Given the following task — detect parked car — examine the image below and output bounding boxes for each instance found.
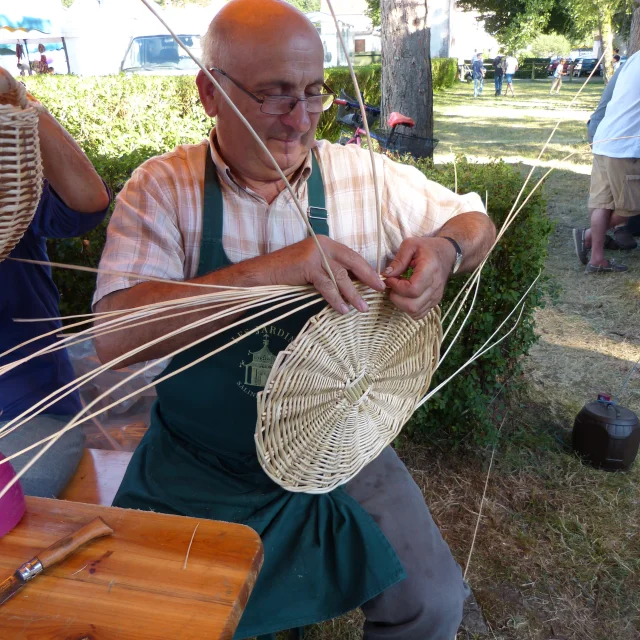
[547,57,572,76]
[121,34,201,75]
[572,58,602,77]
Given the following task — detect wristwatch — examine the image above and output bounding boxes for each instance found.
[441,236,463,274]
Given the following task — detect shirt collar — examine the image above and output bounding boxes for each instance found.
[208,128,314,199]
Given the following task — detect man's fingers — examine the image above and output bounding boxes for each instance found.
[313,262,370,314]
[389,290,437,320]
[383,241,417,278]
[333,244,385,292]
[385,269,426,299]
[333,265,370,312]
[312,272,351,314]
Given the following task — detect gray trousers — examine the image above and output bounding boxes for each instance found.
[0,414,85,498]
[345,446,469,640]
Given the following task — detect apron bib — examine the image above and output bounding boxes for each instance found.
[114,145,404,638]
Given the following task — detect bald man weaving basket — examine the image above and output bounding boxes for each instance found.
[93,1,496,637]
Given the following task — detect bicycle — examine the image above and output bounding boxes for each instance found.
[334,90,438,160]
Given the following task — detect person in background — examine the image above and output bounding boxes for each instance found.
[472,52,485,97]
[504,54,518,96]
[574,61,639,264]
[36,44,49,74]
[574,50,640,273]
[0,69,111,496]
[493,53,504,96]
[550,58,566,94]
[613,54,621,72]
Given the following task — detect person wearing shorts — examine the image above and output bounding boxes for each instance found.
[550,59,566,94]
[504,55,518,96]
[578,50,640,273]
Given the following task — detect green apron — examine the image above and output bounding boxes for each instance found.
[113,147,405,639]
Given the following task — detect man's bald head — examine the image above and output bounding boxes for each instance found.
[201,0,322,73]
[196,0,326,183]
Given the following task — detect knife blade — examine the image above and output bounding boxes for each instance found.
[0,516,113,606]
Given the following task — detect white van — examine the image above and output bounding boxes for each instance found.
[121,33,202,75]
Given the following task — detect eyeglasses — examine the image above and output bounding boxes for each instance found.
[210,67,335,115]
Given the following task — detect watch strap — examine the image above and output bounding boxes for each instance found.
[441,236,463,274]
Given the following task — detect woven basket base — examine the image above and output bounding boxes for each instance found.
[256,289,442,493]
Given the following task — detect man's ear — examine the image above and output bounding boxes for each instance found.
[196,70,218,118]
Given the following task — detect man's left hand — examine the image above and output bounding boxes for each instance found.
[383,237,457,320]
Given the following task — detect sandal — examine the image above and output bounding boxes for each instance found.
[585,259,629,274]
[573,228,589,265]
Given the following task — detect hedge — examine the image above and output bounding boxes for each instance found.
[431,58,458,91]
[515,57,550,79]
[408,156,551,444]
[22,73,551,445]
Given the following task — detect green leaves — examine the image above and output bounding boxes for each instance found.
[403,157,553,447]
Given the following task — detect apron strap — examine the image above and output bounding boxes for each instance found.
[198,144,229,275]
[308,151,328,236]
[199,145,329,275]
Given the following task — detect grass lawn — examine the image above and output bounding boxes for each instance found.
[433,77,604,167]
[279,78,640,640]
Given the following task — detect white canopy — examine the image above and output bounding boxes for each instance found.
[0,0,66,44]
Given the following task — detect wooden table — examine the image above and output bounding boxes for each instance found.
[0,497,263,639]
[59,449,134,506]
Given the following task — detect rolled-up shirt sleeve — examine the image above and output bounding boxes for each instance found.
[32,182,110,239]
[380,155,486,257]
[92,165,186,308]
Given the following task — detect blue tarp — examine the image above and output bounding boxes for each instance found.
[0,15,53,34]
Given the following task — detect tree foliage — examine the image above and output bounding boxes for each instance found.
[365,0,381,28]
[528,32,572,57]
[458,0,632,51]
[457,0,573,50]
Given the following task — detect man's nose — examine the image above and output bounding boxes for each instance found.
[281,99,311,132]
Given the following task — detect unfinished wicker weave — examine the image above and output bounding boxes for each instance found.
[0,79,43,264]
[0,104,42,263]
[256,289,442,493]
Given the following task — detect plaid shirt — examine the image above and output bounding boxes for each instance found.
[94,131,485,306]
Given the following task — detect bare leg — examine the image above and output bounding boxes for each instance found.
[589,208,613,266]
[585,212,627,247]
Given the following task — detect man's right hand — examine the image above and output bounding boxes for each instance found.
[95,236,385,368]
[265,236,386,315]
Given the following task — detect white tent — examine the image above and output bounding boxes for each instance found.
[0,0,68,74]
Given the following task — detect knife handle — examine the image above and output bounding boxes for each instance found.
[37,517,114,569]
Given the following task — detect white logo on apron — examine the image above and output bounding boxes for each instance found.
[236,326,295,397]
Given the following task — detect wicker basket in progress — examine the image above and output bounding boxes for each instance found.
[0,104,42,263]
[256,289,442,493]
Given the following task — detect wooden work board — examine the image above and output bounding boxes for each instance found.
[0,497,264,639]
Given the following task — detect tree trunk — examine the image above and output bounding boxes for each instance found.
[598,9,614,82]
[381,0,433,151]
[630,0,640,55]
